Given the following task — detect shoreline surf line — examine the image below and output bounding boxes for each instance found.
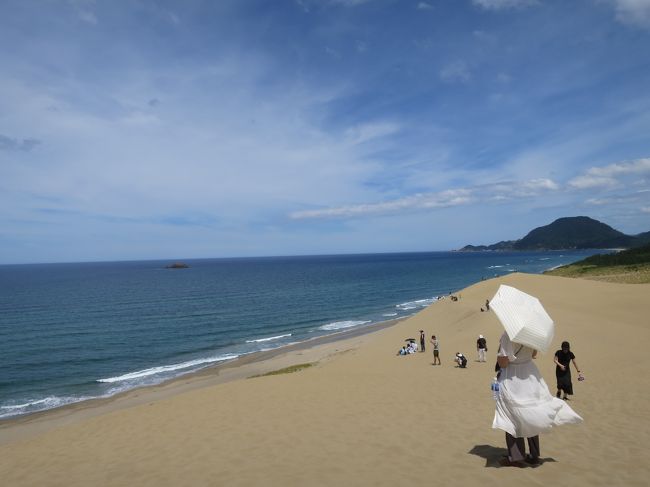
[0,315,408,441]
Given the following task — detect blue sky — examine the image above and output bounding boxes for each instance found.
[1,0,650,264]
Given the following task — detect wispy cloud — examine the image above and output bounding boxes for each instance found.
[417,2,434,9]
[290,156,650,221]
[291,189,474,219]
[78,10,97,24]
[569,158,650,189]
[345,122,401,145]
[330,0,373,6]
[290,177,561,220]
[568,175,618,190]
[472,0,538,10]
[439,61,471,83]
[608,0,650,29]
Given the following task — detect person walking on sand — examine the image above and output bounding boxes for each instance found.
[477,335,487,362]
[430,335,441,365]
[554,341,582,400]
[494,332,582,467]
[419,330,426,353]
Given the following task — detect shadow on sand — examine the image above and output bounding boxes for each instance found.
[468,444,557,468]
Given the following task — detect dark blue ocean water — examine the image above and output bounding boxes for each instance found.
[0,251,601,418]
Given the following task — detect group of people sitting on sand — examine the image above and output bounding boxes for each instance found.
[398,339,419,355]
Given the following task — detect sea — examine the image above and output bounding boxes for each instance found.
[0,250,603,419]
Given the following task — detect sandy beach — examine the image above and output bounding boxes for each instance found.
[2,272,649,486]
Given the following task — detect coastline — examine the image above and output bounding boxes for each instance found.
[3,272,649,486]
[0,249,599,423]
[0,316,406,442]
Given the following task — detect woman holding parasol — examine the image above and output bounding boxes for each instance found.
[490,285,583,467]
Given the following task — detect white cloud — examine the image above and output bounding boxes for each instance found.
[417,2,434,9]
[290,177,560,220]
[440,61,471,83]
[330,0,372,6]
[78,10,97,24]
[290,189,474,219]
[344,121,400,145]
[472,0,538,10]
[587,157,650,177]
[569,158,650,188]
[522,178,560,191]
[609,0,650,29]
[641,206,650,213]
[487,178,560,200]
[568,175,618,189]
[585,188,650,210]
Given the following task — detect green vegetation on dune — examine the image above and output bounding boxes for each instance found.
[545,243,650,283]
[248,363,316,378]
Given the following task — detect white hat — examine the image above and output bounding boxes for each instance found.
[479,334,484,338]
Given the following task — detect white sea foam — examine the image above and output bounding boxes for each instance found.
[383,312,398,317]
[246,333,292,343]
[487,265,504,269]
[396,298,436,310]
[0,395,92,419]
[97,354,239,383]
[319,320,371,331]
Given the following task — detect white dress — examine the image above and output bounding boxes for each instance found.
[493,332,583,438]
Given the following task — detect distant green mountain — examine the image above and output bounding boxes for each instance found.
[459,216,650,251]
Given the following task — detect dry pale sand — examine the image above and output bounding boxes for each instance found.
[2,272,649,486]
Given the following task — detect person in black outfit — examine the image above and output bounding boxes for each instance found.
[419,330,426,352]
[554,341,581,400]
[476,334,487,362]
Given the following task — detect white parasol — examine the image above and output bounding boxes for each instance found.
[489,285,555,352]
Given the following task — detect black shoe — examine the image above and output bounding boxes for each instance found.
[499,457,526,468]
[556,391,561,398]
[525,455,540,465]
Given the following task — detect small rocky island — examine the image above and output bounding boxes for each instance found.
[165,262,189,269]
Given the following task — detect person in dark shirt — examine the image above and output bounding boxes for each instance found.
[476,335,487,362]
[554,341,582,400]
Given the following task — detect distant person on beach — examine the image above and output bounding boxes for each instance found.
[455,352,467,368]
[477,335,487,362]
[493,332,582,467]
[430,335,441,365]
[419,330,426,352]
[398,346,408,355]
[485,299,490,311]
[554,341,581,400]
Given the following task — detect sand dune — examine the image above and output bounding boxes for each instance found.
[2,273,649,486]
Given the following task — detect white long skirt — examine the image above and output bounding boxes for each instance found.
[493,359,583,438]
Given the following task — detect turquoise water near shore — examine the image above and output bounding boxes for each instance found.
[0,250,602,418]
